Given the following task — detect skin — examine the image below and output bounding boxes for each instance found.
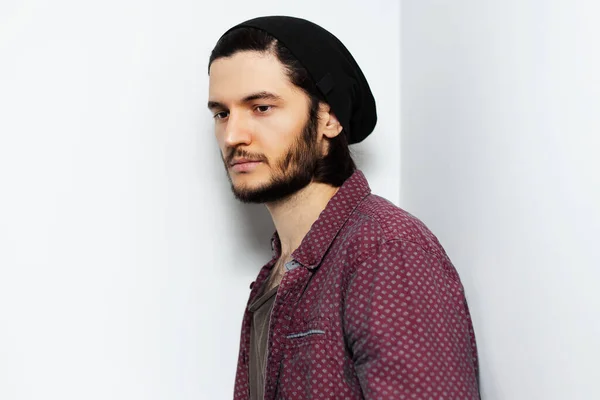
[208,50,343,286]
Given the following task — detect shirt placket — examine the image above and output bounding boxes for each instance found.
[262,260,311,400]
[241,258,277,399]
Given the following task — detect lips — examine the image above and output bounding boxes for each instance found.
[230,160,262,173]
[230,158,260,166]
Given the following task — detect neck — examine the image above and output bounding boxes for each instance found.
[265,181,340,257]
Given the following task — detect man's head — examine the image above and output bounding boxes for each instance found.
[207,17,376,204]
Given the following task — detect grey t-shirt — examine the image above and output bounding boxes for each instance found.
[247,283,279,400]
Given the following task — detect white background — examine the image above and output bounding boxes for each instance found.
[0,1,399,399]
[402,1,600,399]
[1,1,599,399]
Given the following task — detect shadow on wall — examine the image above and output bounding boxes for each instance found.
[352,141,376,177]
[206,146,275,265]
[236,203,275,253]
[226,198,276,274]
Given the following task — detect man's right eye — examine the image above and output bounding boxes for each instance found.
[213,111,229,120]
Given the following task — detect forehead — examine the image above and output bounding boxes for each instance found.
[208,51,296,102]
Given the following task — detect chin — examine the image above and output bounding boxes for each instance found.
[230,174,269,192]
[230,170,267,184]
[231,180,260,194]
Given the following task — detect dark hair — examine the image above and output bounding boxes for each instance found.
[209,27,356,187]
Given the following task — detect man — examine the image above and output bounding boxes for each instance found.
[207,16,480,400]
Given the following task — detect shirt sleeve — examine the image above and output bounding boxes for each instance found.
[343,239,480,399]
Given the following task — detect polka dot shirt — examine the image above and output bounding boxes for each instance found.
[234,170,480,400]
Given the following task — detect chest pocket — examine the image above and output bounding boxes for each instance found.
[284,317,332,347]
[278,317,343,399]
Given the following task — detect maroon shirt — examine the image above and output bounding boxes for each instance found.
[234,170,480,399]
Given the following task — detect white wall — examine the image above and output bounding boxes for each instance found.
[401,1,600,399]
[0,1,400,399]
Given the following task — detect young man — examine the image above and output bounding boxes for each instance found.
[207,16,480,400]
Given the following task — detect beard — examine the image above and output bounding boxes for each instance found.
[222,114,321,204]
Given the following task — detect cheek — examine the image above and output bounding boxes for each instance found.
[267,114,304,145]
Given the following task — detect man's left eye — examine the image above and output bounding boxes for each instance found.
[255,105,272,113]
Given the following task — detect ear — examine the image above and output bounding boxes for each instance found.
[317,102,343,140]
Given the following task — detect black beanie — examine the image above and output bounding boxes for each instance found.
[215,16,377,145]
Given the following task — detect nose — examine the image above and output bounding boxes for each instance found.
[223,110,252,148]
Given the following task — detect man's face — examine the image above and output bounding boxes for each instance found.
[208,51,322,204]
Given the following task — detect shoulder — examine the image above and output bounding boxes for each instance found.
[340,194,460,283]
[346,193,451,262]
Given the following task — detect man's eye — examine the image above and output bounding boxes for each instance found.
[213,111,229,120]
[255,105,272,113]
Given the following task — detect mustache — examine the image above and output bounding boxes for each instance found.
[225,148,269,165]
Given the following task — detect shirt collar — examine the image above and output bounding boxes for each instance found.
[270,169,371,270]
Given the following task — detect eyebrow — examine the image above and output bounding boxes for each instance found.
[207,91,283,111]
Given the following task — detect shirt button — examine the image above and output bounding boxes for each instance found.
[284,260,300,271]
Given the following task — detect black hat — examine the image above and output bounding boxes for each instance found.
[217,16,377,145]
